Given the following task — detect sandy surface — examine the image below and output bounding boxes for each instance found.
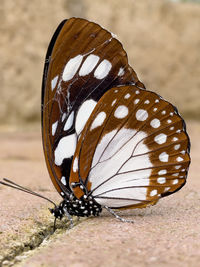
[0,120,199,267]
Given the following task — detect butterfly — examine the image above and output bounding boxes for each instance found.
[1,17,189,227]
[40,17,191,225]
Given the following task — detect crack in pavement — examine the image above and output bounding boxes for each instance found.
[0,217,80,267]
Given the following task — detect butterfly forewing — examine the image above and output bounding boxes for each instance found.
[70,85,190,208]
[42,18,144,195]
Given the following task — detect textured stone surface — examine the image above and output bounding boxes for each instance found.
[0,0,200,125]
[0,121,199,266]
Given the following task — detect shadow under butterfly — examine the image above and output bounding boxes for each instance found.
[1,17,191,229]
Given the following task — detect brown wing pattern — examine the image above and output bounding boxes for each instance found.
[70,85,190,208]
[42,18,144,195]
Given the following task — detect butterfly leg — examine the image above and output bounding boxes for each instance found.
[63,207,74,228]
[104,206,134,224]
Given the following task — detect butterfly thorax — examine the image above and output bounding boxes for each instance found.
[50,193,102,219]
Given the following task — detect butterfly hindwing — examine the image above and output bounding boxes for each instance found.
[42,18,144,195]
[70,85,190,208]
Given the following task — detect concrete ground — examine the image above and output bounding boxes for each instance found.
[0,120,199,267]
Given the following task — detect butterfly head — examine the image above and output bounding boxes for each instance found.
[49,203,64,220]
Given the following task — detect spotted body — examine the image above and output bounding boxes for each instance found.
[42,18,190,221]
[50,194,102,219]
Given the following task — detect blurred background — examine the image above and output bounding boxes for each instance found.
[0,2,199,265]
[0,0,199,128]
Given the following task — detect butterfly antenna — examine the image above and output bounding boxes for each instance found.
[0,178,57,207]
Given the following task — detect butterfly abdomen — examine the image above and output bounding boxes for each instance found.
[61,194,102,217]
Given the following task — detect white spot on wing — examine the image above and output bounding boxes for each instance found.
[175,165,181,169]
[52,121,58,136]
[159,152,169,162]
[94,59,112,79]
[118,67,125,76]
[174,144,180,150]
[64,111,74,131]
[173,179,179,184]
[61,176,67,185]
[62,55,83,81]
[124,93,131,99]
[51,75,58,91]
[150,189,157,196]
[177,156,183,162]
[150,119,160,128]
[154,133,167,144]
[164,187,170,192]
[75,99,97,135]
[90,112,106,130]
[73,157,78,172]
[157,177,166,184]
[111,99,116,106]
[62,113,67,122]
[54,134,77,166]
[158,169,167,175]
[136,109,148,121]
[114,105,128,119]
[79,54,100,76]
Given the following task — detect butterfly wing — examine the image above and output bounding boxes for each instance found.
[42,18,145,196]
[70,85,190,209]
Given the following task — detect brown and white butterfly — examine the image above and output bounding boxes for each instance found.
[41,17,190,222]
